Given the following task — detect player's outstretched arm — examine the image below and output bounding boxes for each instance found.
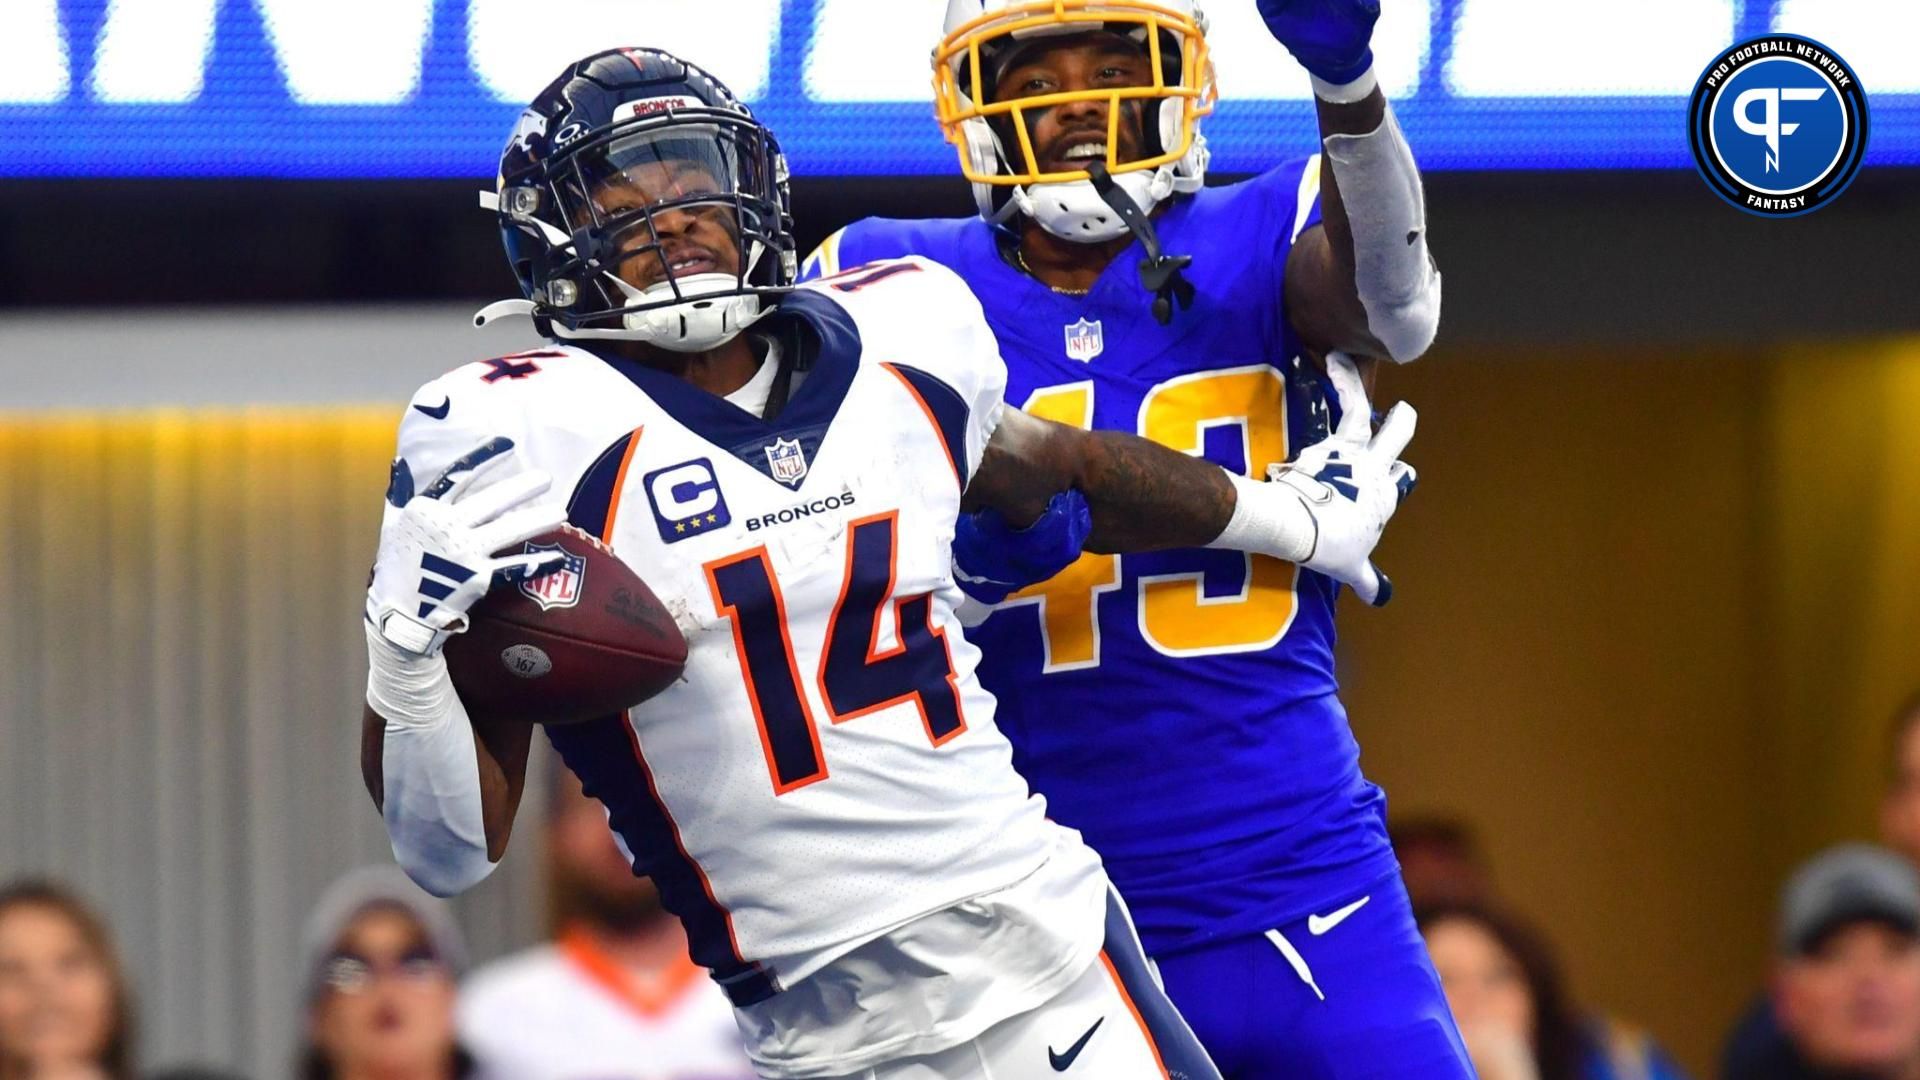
[361,438,567,895]
[965,353,1418,604]
[1262,0,1441,364]
[966,409,1235,552]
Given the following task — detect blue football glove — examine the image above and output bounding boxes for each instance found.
[1256,0,1380,86]
[952,489,1093,605]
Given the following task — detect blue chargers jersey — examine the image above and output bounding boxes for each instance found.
[803,158,1398,955]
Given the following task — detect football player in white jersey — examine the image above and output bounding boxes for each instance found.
[360,49,1416,1080]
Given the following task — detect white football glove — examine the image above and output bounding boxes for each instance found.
[1268,352,1418,605]
[366,437,569,657]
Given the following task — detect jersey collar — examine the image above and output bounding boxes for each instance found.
[587,289,862,491]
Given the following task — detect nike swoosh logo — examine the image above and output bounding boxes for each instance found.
[413,397,451,420]
[1307,895,1371,936]
[1049,1016,1103,1071]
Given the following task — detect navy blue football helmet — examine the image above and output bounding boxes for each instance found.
[485,48,797,351]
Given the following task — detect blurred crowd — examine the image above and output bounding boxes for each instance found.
[4,692,1917,1080]
[0,765,756,1080]
[1387,689,1920,1080]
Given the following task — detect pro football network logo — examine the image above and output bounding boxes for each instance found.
[1688,34,1868,217]
[1063,317,1104,362]
[516,541,585,611]
[644,458,733,544]
[764,437,809,487]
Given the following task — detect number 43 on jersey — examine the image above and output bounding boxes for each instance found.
[1006,366,1303,672]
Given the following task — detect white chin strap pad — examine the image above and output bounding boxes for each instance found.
[1321,99,1442,364]
[1018,169,1166,243]
[623,292,765,352]
[538,261,765,353]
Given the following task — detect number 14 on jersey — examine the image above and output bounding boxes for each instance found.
[705,510,966,797]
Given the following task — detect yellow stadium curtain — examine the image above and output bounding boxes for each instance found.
[0,408,548,1076]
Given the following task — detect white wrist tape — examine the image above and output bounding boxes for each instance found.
[1311,64,1379,105]
[365,622,495,897]
[366,618,462,728]
[1205,470,1316,564]
[1322,98,1442,363]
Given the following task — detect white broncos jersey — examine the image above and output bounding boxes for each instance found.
[388,258,1102,1061]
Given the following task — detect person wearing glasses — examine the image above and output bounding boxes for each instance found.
[296,867,476,1080]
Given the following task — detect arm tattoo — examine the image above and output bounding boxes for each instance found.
[1076,430,1235,552]
[967,413,1234,553]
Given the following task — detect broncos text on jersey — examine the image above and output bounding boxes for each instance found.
[382,257,1111,1076]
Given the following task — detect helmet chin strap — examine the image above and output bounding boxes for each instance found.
[1084,162,1193,326]
[473,298,537,327]
[475,274,770,351]
[477,207,778,350]
[608,241,772,352]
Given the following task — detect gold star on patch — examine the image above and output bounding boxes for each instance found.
[674,522,686,534]
[706,513,718,524]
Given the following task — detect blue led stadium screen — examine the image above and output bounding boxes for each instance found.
[4,0,1916,178]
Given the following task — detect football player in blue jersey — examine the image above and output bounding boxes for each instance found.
[802,0,1462,1076]
[367,43,1428,1080]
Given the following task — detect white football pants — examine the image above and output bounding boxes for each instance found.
[823,891,1221,1080]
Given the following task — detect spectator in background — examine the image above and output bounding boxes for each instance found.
[457,766,752,1080]
[0,881,136,1080]
[1392,815,1496,907]
[1725,845,1920,1080]
[1419,900,1690,1080]
[297,867,476,1080]
[1725,692,1920,1077]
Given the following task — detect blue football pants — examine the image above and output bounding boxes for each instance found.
[1153,874,1472,1079]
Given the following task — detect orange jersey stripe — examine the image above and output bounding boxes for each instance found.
[1099,950,1171,1078]
[878,362,961,488]
[599,426,645,543]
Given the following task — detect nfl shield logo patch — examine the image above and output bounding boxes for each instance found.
[1063,317,1104,362]
[764,437,808,487]
[517,542,586,611]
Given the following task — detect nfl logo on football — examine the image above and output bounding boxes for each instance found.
[765,437,809,487]
[1063,317,1103,362]
[517,542,586,611]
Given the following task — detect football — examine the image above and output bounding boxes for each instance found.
[442,525,687,725]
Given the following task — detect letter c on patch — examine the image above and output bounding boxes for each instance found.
[649,462,718,519]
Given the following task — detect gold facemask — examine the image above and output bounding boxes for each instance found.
[933,0,1216,189]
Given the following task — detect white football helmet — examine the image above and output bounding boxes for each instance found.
[934,0,1216,242]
